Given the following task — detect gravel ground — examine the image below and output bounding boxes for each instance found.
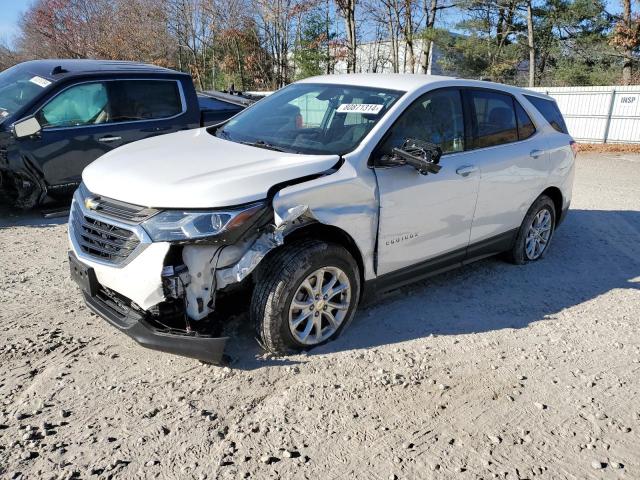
[0,152,639,480]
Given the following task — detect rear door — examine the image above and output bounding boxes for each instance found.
[104,79,188,148]
[463,88,549,247]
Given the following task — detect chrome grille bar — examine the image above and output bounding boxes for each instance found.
[70,199,142,266]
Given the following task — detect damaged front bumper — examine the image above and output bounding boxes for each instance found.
[67,184,313,362]
[70,252,228,363]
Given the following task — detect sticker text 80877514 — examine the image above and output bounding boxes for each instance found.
[336,104,384,114]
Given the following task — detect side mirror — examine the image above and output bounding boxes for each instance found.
[13,116,42,139]
[389,138,442,175]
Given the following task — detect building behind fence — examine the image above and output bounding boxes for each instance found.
[527,86,640,144]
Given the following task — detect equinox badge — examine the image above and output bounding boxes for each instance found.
[386,233,418,246]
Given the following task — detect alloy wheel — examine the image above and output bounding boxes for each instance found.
[288,266,352,345]
[525,208,552,260]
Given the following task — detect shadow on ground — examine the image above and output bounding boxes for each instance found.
[228,209,640,369]
[0,203,69,228]
[5,205,636,369]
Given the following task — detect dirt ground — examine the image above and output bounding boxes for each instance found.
[0,152,639,480]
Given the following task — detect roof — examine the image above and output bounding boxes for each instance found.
[295,73,545,98]
[297,73,455,92]
[14,59,181,82]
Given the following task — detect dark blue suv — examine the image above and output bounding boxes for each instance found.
[0,60,248,208]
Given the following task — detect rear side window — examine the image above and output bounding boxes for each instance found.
[108,80,183,122]
[468,90,518,149]
[515,101,536,140]
[524,95,568,134]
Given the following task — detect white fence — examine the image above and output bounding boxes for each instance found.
[527,85,640,144]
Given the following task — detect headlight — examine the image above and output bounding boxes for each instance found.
[141,202,265,242]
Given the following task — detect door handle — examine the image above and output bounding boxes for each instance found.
[456,165,477,177]
[142,126,171,133]
[98,136,122,143]
[530,149,544,158]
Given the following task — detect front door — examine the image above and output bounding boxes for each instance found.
[373,88,480,276]
[23,81,113,188]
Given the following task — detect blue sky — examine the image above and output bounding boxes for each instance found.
[0,0,30,44]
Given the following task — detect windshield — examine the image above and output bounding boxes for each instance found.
[0,65,52,119]
[214,83,403,155]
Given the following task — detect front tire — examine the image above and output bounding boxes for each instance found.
[506,195,556,265]
[251,240,361,354]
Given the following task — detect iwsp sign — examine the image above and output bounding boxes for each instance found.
[619,95,638,105]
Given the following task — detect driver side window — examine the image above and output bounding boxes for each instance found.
[38,82,109,128]
[378,89,465,159]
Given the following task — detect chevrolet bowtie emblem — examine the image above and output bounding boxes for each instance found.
[84,196,100,210]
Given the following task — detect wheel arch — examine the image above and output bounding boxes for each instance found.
[283,222,366,288]
[540,186,563,226]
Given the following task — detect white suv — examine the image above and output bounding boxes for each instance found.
[68,74,575,362]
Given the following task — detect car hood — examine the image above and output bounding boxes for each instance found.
[82,128,340,208]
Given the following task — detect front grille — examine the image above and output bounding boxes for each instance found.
[78,184,159,223]
[89,196,158,223]
[71,202,141,265]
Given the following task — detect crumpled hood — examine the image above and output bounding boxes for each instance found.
[82,128,340,208]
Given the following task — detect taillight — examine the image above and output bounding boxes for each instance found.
[570,141,579,157]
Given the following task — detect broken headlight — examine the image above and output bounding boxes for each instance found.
[141,202,265,242]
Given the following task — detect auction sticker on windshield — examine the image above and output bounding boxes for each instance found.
[337,103,384,114]
[29,76,52,88]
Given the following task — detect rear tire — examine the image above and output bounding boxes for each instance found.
[506,195,556,265]
[250,240,360,354]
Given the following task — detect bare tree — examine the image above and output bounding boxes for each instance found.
[403,0,417,72]
[611,0,640,84]
[253,0,315,87]
[365,0,402,72]
[419,0,454,73]
[0,39,21,70]
[526,0,535,86]
[166,0,216,89]
[18,0,174,65]
[335,0,357,72]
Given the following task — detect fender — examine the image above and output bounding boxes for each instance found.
[272,159,379,280]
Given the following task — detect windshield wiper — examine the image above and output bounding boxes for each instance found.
[240,140,291,153]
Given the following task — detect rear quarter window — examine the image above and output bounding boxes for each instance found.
[515,101,536,140]
[524,95,568,134]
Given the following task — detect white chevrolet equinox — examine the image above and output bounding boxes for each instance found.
[67,74,576,362]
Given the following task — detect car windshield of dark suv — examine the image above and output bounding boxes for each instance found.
[0,65,52,120]
[214,83,403,155]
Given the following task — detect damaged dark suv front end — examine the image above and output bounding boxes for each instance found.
[68,184,276,363]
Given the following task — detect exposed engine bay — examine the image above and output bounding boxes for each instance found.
[89,202,313,346]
